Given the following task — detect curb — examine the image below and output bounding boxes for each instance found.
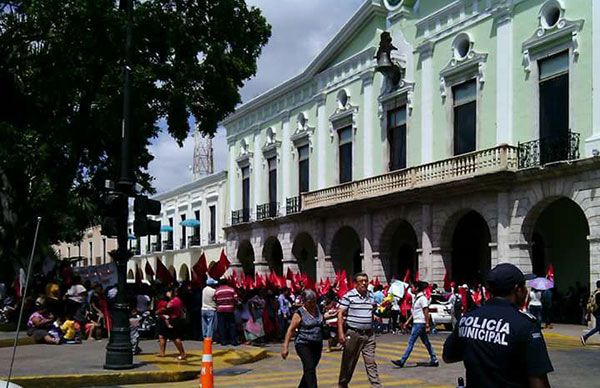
[0,347,269,388]
[0,337,34,348]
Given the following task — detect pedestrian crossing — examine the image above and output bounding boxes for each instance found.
[214,338,452,388]
[211,332,594,388]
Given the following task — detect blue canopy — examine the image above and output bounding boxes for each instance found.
[180,219,201,228]
[160,225,174,232]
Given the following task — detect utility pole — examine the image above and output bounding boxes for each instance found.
[104,0,134,370]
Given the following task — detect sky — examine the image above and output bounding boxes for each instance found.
[147,0,364,194]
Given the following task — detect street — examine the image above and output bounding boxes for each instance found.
[109,328,599,388]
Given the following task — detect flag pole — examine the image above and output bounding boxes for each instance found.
[6,216,42,388]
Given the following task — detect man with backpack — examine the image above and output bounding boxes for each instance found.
[581,280,600,345]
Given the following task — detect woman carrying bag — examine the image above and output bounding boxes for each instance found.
[281,289,324,388]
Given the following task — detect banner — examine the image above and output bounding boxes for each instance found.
[74,262,118,288]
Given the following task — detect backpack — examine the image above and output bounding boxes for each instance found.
[586,290,600,314]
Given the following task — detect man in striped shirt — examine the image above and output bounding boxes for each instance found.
[337,272,383,387]
[214,279,238,346]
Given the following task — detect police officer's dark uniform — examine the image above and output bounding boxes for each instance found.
[443,263,554,387]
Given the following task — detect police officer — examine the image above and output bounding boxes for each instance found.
[443,263,553,388]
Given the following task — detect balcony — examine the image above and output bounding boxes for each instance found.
[517,132,580,169]
[188,235,201,247]
[256,202,279,220]
[151,242,161,252]
[162,240,173,251]
[302,144,518,210]
[231,208,250,225]
[286,196,301,215]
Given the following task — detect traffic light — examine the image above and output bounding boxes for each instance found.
[133,195,161,237]
[101,191,128,238]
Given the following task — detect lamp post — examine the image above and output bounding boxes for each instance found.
[104,0,134,370]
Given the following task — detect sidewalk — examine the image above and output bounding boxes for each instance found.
[543,323,600,344]
[0,339,267,387]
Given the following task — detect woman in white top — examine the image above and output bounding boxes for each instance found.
[528,288,543,322]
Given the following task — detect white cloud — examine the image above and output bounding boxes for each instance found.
[148,0,364,192]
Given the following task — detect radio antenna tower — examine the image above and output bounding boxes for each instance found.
[192,128,214,180]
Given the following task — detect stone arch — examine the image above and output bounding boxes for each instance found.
[263,236,284,275]
[127,269,134,280]
[522,196,590,301]
[237,239,255,276]
[292,232,317,280]
[441,209,492,286]
[379,219,419,282]
[179,263,190,282]
[168,265,177,281]
[330,226,362,275]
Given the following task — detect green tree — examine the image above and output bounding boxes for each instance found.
[0,0,270,277]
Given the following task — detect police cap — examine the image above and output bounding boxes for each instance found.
[486,263,536,294]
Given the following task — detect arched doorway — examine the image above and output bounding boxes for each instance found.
[127,269,134,280]
[292,232,317,280]
[179,264,190,281]
[263,237,284,275]
[380,220,418,282]
[330,226,362,275]
[168,265,177,281]
[528,197,589,322]
[450,211,491,286]
[237,240,255,276]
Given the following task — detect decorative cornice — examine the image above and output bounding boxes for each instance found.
[439,51,488,99]
[329,105,359,139]
[522,17,584,73]
[261,141,281,160]
[377,80,415,120]
[235,152,253,168]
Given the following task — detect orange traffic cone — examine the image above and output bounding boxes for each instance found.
[200,338,213,388]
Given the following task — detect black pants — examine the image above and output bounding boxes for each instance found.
[295,340,323,388]
[217,312,237,345]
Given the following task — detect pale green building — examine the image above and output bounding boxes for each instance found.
[222,0,600,301]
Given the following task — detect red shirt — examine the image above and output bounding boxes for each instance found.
[167,297,185,319]
[214,285,237,313]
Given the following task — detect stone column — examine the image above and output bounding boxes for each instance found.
[496,192,510,265]
[586,0,600,156]
[588,235,600,290]
[253,133,262,214]
[281,114,291,214]
[316,219,333,279]
[495,6,513,145]
[420,44,434,164]
[362,212,374,276]
[228,144,237,213]
[508,242,532,273]
[362,71,374,178]
[316,94,327,189]
[419,204,434,281]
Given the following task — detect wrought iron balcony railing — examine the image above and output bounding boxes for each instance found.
[517,131,580,169]
[188,235,201,247]
[257,202,279,220]
[286,196,301,215]
[162,240,173,250]
[231,208,251,225]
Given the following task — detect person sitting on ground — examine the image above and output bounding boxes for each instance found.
[60,313,79,344]
[27,297,60,345]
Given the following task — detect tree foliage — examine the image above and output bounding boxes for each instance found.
[0,0,270,275]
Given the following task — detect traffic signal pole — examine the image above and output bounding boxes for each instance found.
[104,0,134,370]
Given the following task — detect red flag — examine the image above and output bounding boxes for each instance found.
[472,289,482,306]
[403,269,411,283]
[208,249,230,279]
[144,261,154,277]
[443,271,451,291]
[374,277,381,288]
[400,293,412,318]
[193,253,208,277]
[286,267,294,281]
[135,265,143,285]
[546,264,554,281]
[255,273,265,288]
[156,259,174,284]
[458,287,468,313]
[424,284,432,299]
[337,276,349,299]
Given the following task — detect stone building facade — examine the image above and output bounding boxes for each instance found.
[222,0,600,293]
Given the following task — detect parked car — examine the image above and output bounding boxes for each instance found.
[428,294,454,331]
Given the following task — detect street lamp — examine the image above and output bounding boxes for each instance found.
[103,0,135,370]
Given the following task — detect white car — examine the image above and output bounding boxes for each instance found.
[428,294,455,331]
